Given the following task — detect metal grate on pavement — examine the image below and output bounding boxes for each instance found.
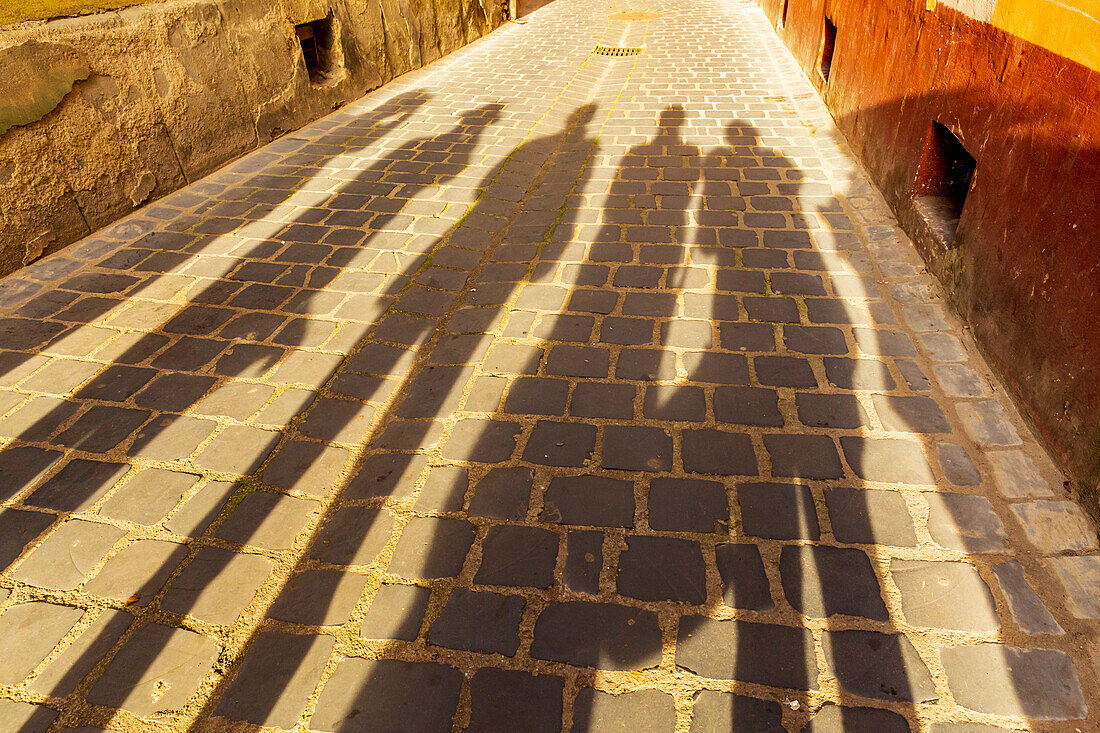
[593,44,645,56]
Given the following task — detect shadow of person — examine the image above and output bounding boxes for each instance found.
[0,96,506,517]
[683,120,925,731]
[0,90,428,511]
[1,93,522,733]
[0,90,428,382]
[194,103,602,729]
[291,109,935,732]
[0,81,1040,731]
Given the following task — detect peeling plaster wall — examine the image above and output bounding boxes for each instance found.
[0,0,505,273]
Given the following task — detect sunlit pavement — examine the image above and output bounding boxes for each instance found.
[0,0,1097,731]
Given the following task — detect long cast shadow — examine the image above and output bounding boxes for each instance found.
[0,91,517,731]
[199,97,1080,732]
[0,89,1053,731]
[246,107,929,731]
[191,103,603,727]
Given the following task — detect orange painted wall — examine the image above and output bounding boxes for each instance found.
[759,0,1100,508]
[993,0,1100,72]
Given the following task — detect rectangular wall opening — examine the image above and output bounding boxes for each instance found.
[913,121,977,248]
[819,15,837,81]
[295,16,343,87]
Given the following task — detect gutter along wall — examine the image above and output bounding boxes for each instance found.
[756,0,1100,513]
[0,0,507,274]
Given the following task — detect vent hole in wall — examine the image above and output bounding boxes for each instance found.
[296,15,344,87]
[819,15,837,81]
[913,121,977,248]
[780,0,790,28]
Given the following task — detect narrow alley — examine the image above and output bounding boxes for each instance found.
[0,0,1096,731]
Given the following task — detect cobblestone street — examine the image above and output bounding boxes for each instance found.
[0,0,1098,730]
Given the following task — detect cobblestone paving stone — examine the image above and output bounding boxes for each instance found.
[0,0,1098,731]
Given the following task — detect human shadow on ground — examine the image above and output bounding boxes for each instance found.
[0,90,1046,732]
[0,89,519,731]
[204,107,931,732]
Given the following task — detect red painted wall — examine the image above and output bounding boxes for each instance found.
[759,0,1100,508]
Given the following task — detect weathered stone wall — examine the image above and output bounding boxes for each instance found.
[0,0,161,26]
[756,0,1100,512]
[0,0,505,274]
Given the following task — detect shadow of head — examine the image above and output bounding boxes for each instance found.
[723,118,764,145]
[570,102,599,134]
[455,102,506,128]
